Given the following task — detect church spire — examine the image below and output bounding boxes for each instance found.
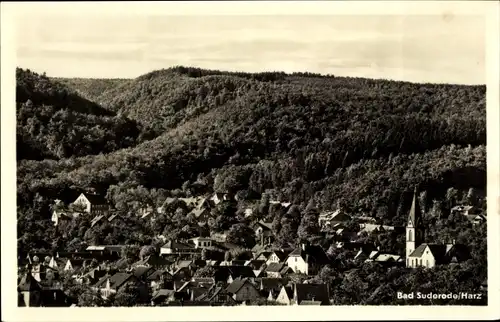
[407,186,421,227]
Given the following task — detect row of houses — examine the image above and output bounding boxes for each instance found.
[318,205,485,232]
[18,239,333,307]
[51,189,295,225]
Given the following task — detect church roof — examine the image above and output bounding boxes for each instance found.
[409,243,469,264]
[407,187,422,227]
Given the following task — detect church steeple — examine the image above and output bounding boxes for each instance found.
[406,186,424,265]
[407,186,422,228]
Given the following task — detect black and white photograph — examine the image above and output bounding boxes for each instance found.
[1,1,499,321]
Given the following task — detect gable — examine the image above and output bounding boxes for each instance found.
[75,194,89,205]
[237,283,258,296]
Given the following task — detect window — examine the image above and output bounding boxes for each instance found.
[426,260,429,267]
[419,259,422,266]
[408,230,413,242]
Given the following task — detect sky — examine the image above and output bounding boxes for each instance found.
[14,14,485,84]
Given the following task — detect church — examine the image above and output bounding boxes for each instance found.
[405,188,470,269]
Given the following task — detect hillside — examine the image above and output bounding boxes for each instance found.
[17,66,486,253]
[16,68,152,160]
[55,77,130,104]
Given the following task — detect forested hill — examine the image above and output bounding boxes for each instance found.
[16,68,154,160]
[17,66,486,246]
[54,77,130,106]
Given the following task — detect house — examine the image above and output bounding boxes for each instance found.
[160,240,201,256]
[277,283,330,305]
[177,197,200,208]
[62,258,88,272]
[254,221,274,245]
[466,214,487,225]
[71,193,110,215]
[132,254,171,269]
[189,287,211,302]
[188,208,211,224]
[353,245,380,261]
[190,277,216,289]
[366,253,404,265]
[195,285,238,306]
[18,273,68,307]
[406,188,471,268]
[171,266,193,281]
[147,270,173,290]
[251,244,272,258]
[86,245,124,259]
[210,232,228,243]
[358,223,399,235]
[265,250,290,266]
[189,237,213,249]
[210,192,231,205]
[318,210,351,227]
[286,243,329,275]
[227,266,256,282]
[151,289,176,305]
[133,266,154,281]
[51,209,73,227]
[172,259,206,272]
[81,267,107,285]
[225,278,262,303]
[275,285,294,305]
[194,197,213,210]
[30,262,59,283]
[451,205,480,217]
[264,263,293,278]
[258,277,288,299]
[208,266,256,284]
[244,259,266,271]
[92,272,148,301]
[255,251,272,262]
[18,273,42,307]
